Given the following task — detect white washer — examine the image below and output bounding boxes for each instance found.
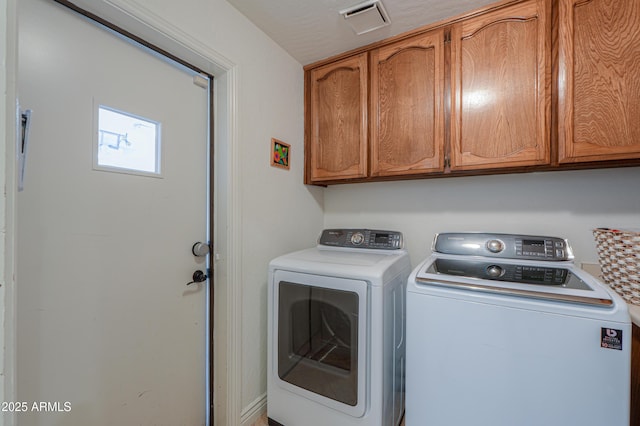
[406,232,631,426]
[268,229,411,426]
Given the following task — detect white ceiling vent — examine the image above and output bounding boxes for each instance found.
[340,0,391,35]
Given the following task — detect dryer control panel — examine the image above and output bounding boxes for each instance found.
[433,232,573,261]
[319,229,403,250]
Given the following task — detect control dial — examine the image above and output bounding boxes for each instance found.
[486,265,504,278]
[486,239,505,253]
[350,232,365,246]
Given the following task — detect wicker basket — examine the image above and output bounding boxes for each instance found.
[593,228,640,305]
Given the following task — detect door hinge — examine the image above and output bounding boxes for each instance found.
[444,29,452,44]
[18,109,33,192]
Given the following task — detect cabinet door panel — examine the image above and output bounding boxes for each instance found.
[451,0,550,170]
[558,0,640,163]
[308,54,368,182]
[370,30,445,176]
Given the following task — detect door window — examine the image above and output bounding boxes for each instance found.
[94,104,161,176]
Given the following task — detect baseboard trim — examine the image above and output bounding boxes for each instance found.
[240,393,267,426]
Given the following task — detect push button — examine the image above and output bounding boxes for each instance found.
[350,232,365,245]
[486,239,504,253]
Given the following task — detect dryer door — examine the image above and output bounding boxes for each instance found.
[273,270,368,418]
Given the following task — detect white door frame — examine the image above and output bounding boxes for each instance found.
[2,0,243,424]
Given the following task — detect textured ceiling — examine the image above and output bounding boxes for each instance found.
[226,0,500,65]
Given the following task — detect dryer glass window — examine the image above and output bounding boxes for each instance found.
[278,281,359,406]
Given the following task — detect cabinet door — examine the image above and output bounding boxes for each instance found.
[307,53,368,182]
[450,0,551,170]
[370,30,445,177]
[558,0,640,163]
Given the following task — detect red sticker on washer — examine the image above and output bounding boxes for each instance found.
[601,328,623,350]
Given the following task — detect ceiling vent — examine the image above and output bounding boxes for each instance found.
[340,0,391,35]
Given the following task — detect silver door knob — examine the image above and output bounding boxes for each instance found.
[192,242,210,257]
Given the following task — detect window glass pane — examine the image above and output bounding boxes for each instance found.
[97,106,160,175]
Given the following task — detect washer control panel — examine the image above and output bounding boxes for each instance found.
[319,229,403,250]
[425,258,592,288]
[433,232,573,261]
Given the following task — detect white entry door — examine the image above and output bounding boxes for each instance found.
[17,0,210,425]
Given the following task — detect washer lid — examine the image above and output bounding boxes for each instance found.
[414,254,614,308]
[425,257,591,290]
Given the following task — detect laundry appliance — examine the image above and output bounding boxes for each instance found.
[406,232,631,426]
[268,229,411,426]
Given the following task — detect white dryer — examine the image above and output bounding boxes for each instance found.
[406,232,631,426]
[268,229,411,426]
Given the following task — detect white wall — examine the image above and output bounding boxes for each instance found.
[324,167,640,269]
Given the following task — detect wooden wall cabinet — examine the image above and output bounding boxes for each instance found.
[558,0,640,163]
[305,0,551,185]
[305,0,640,185]
[370,29,446,177]
[305,30,445,185]
[307,53,368,182]
[450,0,551,170]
